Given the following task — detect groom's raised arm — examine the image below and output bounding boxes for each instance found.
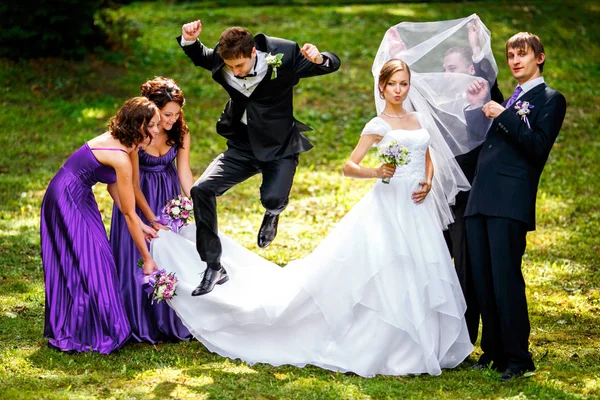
[294,42,341,79]
[176,19,219,72]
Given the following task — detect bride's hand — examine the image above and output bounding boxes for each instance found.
[142,258,158,275]
[412,181,432,204]
[376,163,396,179]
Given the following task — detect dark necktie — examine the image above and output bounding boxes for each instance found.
[505,85,523,108]
[235,72,257,79]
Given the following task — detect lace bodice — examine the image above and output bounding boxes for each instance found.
[378,128,430,179]
[362,116,430,179]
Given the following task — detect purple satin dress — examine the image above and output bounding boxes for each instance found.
[109,146,191,343]
[40,143,132,354]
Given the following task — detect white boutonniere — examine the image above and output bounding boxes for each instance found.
[265,52,284,79]
[514,100,535,129]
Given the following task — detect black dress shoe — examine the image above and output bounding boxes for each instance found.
[471,361,491,371]
[191,266,229,296]
[471,354,503,371]
[501,365,535,382]
[257,212,279,248]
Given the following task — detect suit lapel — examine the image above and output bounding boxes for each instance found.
[504,83,547,113]
[251,34,278,96]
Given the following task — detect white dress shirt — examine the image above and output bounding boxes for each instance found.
[181,38,268,124]
[516,76,545,100]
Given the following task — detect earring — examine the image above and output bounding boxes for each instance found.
[379,92,385,99]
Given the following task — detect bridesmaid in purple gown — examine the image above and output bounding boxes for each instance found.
[40,97,161,354]
[110,77,194,343]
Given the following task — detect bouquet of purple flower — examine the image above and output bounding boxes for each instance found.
[154,195,193,233]
[377,141,410,184]
[137,262,178,304]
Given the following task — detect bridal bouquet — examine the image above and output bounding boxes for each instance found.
[154,195,193,233]
[377,141,410,184]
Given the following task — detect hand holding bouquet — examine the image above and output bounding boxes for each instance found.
[137,259,178,304]
[154,195,193,233]
[377,141,410,184]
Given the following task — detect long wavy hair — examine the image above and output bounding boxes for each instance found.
[108,97,158,147]
[140,77,189,149]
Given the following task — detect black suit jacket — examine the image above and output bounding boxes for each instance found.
[177,34,341,161]
[465,82,567,230]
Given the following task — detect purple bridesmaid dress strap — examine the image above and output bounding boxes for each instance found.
[89,147,128,153]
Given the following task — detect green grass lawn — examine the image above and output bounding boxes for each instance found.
[1,1,599,399]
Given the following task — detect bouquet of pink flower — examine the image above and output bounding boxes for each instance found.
[377,141,410,184]
[154,195,193,233]
[141,268,178,304]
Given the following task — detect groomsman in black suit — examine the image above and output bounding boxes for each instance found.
[177,20,341,296]
[441,44,504,345]
[465,32,567,381]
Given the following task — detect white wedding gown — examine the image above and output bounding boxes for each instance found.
[151,122,473,377]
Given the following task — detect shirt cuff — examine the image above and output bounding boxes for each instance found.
[180,37,198,47]
[472,51,485,64]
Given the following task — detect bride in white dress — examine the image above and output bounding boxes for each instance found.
[150,59,474,377]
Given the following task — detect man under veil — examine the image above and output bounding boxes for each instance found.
[374,14,502,345]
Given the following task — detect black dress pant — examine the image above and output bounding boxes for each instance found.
[191,140,298,269]
[444,190,480,345]
[466,214,533,371]
[445,147,482,345]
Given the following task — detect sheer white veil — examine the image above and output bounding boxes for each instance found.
[372,14,498,228]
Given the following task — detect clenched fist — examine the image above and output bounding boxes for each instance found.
[300,43,324,65]
[182,20,202,42]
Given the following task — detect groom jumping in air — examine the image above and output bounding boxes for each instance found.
[177,20,341,296]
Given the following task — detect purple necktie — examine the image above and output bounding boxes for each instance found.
[505,85,523,108]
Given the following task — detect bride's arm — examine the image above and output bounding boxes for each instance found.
[343,134,394,179]
[411,148,434,204]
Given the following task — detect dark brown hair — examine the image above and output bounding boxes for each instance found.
[444,46,474,65]
[217,27,254,59]
[108,97,158,148]
[378,59,411,96]
[506,32,545,72]
[140,76,189,149]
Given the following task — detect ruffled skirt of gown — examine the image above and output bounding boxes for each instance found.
[151,176,473,376]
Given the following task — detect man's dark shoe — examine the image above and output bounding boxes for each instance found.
[471,360,492,371]
[191,266,229,296]
[501,363,535,382]
[501,366,535,382]
[471,354,499,371]
[257,212,279,248]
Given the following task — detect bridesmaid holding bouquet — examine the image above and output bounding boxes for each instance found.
[110,77,194,343]
[41,97,160,354]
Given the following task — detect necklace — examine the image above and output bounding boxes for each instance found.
[381,110,409,119]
